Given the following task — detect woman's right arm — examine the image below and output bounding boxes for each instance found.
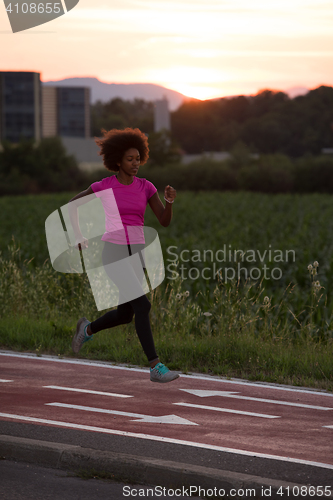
[68,186,95,248]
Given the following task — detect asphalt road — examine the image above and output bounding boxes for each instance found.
[1,351,333,491]
[0,460,202,500]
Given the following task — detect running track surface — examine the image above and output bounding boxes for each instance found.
[0,352,332,469]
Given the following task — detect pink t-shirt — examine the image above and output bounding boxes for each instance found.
[91,175,157,244]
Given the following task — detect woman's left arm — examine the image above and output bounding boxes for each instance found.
[148,185,176,227]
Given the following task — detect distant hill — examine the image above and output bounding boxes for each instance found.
[42,76,310,110]
[42,77,190,111]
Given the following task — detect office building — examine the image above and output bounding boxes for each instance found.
[0,71,42,143]
[42,86,90,138]
[154,96,170,132]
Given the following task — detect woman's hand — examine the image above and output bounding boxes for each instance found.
[164,185,177,204]
[75,236,88,250]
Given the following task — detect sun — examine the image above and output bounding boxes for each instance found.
[147,66,229,101]
[166,84,222,101]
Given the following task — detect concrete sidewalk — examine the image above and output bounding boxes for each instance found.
[1,434,328,499]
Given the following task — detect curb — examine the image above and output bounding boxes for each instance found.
[0,435,318,497]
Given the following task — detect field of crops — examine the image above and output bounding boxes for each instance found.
[2,190,333,301]
[1,190,332,389]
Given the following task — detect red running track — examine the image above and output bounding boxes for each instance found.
[0,352,332,469]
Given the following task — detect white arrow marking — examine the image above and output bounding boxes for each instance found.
[44,385,132,398]
[174,402,280,419]
[180,389,333,411]
[0,379,13,383]
[45,402,198,425]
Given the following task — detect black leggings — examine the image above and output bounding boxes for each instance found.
[89,241,158,363]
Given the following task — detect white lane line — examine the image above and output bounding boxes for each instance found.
[0,379,13,383]
[1,412,332,470]
[180,389,333,411]
[44,385,132,398]
[174,402,280,419]
[323,426,333,429]
[2,351,333,397]
[45,402,197,425]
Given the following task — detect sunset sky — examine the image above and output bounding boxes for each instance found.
[1,0,333,100]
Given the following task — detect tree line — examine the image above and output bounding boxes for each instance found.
[2,136,333,195]
[92,86,333,157]
[1,86,333,195]
[138,150,333,194]
[0,137,88,195]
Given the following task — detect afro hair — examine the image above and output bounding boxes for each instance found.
[94,128,150,172]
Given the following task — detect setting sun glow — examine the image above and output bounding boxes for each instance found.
[1,0,333,101]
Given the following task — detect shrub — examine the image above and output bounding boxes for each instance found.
[0,137,88,195]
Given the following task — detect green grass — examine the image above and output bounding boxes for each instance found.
[0,192,72,264]
[1,191,333,391]
[0,250,332,391]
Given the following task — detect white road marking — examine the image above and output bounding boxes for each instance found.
[45,402,198,425]
[180,389,333,411]
[0,412,332,470]
[323,425,333,429]
[44,385,132,398]
[174,402,280,419]
[0,379,13,383]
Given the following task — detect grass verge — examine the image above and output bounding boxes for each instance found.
[0,244,332,392]
[1,313,332,392]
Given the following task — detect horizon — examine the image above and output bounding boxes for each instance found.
[42,77,318,104]
[0,70,315,102]
[1,1,332,101]
[41,75,312,100]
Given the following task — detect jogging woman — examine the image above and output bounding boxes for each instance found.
[69,127,179,383]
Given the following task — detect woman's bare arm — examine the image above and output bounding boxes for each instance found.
[148,185,176,227]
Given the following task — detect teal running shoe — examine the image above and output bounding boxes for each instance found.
[150,362,179,383]
[72,317,92,354]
